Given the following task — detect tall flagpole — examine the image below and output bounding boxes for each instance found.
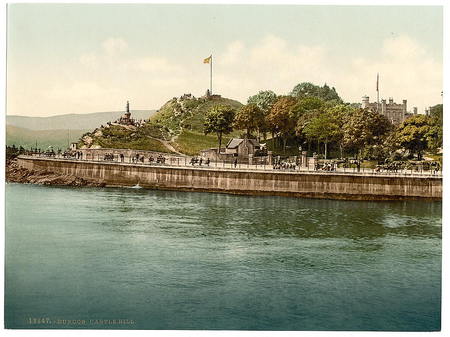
[376,73,380,112]
[210,55,213,95]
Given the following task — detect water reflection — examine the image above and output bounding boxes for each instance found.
[6,184,442,331]
[87,187,441,242]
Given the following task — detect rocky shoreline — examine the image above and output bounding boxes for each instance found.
[6,159,105,187]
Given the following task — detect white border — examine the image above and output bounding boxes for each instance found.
[1,1,447,337]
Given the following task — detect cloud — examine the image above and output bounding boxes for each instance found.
[220,40,245,66]
[79,53,98,68]
[213,35,330,102]
[213,34,441,113]
[7,34,442,116]
[381,35,426,60]
[127,57,186,74]
[101,37,128,56]
[339,34,442,112]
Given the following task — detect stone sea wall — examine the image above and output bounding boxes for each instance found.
[17,156,442,200]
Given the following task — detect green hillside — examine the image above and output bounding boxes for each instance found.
[171,129,236,156]
[78,123,172,153]
[78,95,243,155]
[151,95,242,134]
[6,125,88,150]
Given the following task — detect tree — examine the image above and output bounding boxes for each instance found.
[234,103,264,138]
[326,104,357,158]
[428,104,443,151]
[247,90,278,113]
[293,96,325,114]
[204,104,236,152]
[363,132,398,162]
[342,108,391,158]
[267,96,298,152]
[290,82,319,98]
[395,114,433,160]
[293,97,326,153]
[290,82,342,102]
[300,104,356,159]
[319,83,342,102]
[302,111,340,159]
[247,90,278,139]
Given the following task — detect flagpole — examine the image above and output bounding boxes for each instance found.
[376,73,379,112]
[210,55,213,95]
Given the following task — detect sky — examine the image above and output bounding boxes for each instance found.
[6,3,443,117]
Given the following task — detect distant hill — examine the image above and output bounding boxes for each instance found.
[6,110,156,131]
[6,125,89,150]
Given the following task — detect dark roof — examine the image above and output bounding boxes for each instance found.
[226,138,260,149]
[248,139,260,146]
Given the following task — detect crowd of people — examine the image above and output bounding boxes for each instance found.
[315,162,338,171]
[18,146,441,176]
[190,157,210,166]
[273,157,298,171]
[273,161,297,170]
[375,161,441,174]
[118,153,168,164]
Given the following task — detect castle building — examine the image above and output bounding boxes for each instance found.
[361,96,408,124]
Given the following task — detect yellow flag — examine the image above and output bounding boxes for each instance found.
[203,55,212,64]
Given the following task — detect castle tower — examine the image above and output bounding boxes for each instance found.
[362,96,369,109]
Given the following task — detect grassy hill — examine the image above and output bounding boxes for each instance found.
[151,95,242,134]
[170,129,238,156]
[78,123,172,153]
[78,95,244,155]
[6,125,89,150]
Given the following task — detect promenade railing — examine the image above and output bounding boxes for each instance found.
[24,153,443,178]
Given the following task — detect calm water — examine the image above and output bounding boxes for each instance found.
[5,183,441,330]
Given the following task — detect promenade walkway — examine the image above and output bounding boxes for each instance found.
[21,154,443,179]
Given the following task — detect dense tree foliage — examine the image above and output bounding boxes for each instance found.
[302,111,340,159]
[342,108,391,158]
[428,104,443,151]
[202,85,442,161]
[394,115,434,160]
[267,96,298,151]
[234,103,264,138]
[290,82,342,103]
[247,90,278,139]
[204,104,236,152]
[247,90,278,113]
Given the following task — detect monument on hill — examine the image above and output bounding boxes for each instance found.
[116,100,135,126]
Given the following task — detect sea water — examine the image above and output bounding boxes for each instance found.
[5,183,441,330]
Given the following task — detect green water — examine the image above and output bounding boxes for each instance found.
[5,183,441,330]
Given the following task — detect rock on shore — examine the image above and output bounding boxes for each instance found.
[6,159,105,187]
